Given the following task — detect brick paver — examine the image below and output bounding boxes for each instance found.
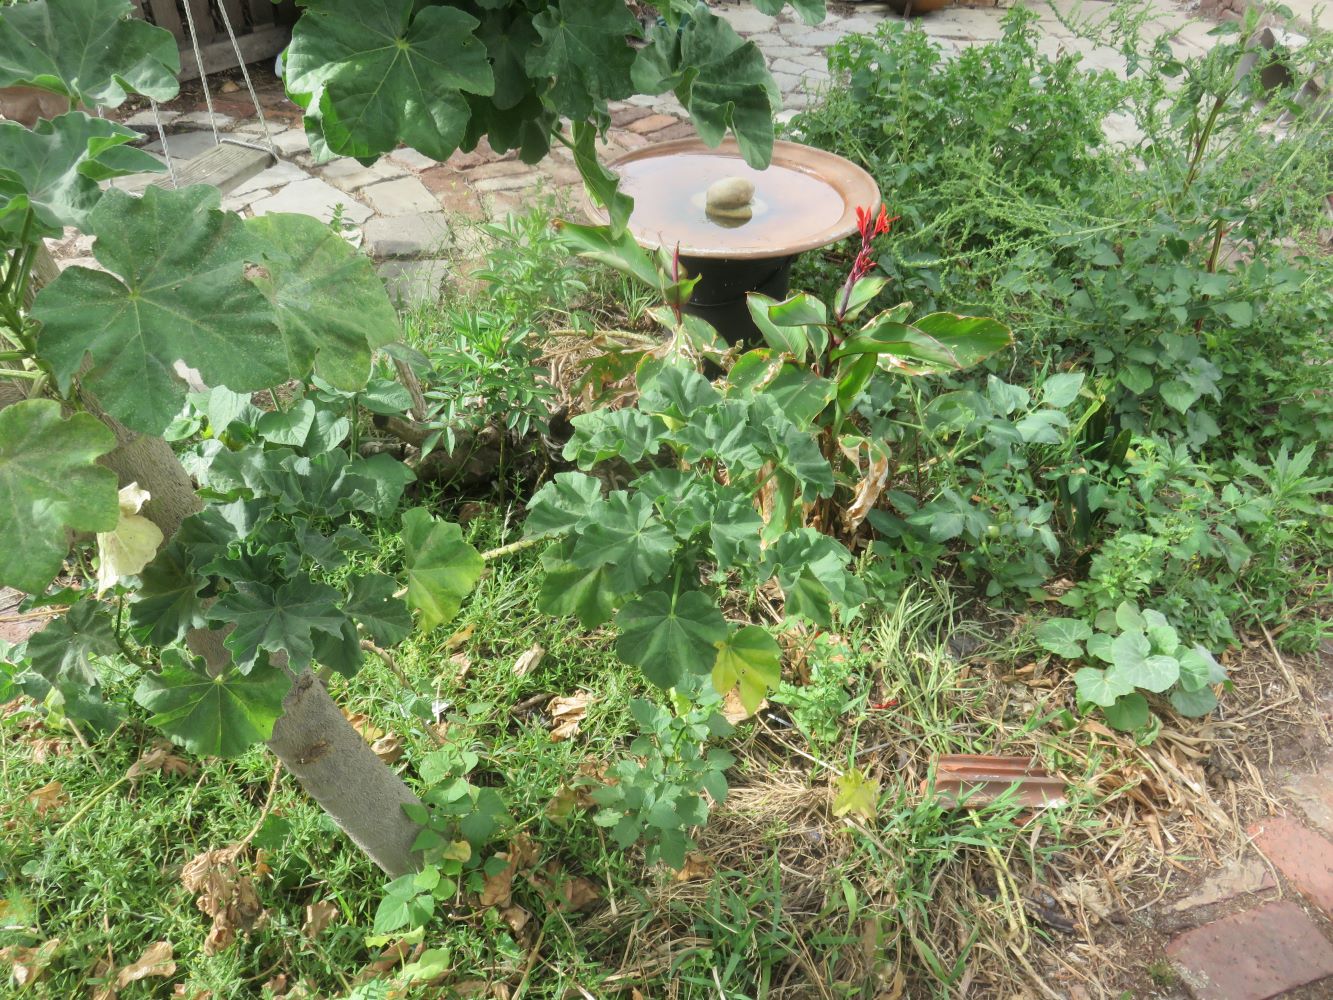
[1167,901,1333,1000]
[1250,815,1333,912]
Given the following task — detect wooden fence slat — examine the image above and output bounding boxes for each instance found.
[219,0,245,34]
[176,23,288,81]
[131,1,295,79]
[184,0,216,44]
[146,0,183,39]
[247,0,276,26]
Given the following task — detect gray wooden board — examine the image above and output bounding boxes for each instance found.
[177,24,289,81]
[150,142,275,196]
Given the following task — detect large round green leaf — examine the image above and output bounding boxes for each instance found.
[0,0,180,107]
[33,186,287,434]
[712,625,781,714]
[527,0,639,120]
[285,0,494,161]
[0,112,163,238]
[401,508,484,632]
[135,651,291,758]
[245,213,400,392]
[0,400,119,594]
[615,588,727,689]
[208,576,350,673]
[632,6,778,168]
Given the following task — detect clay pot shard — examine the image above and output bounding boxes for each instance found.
[927,754,1067,810]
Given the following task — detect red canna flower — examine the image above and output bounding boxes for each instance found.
[838,203,898,322]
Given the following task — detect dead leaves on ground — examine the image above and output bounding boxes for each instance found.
[475,834,601,941]
[547,692,593,741]
[89,940,177,998]
[126,743,196,780]
[511,644,544,678]
[26,780,66,817]
[1,938,58,989]
[180,846,266,955]
[302,899,338,940]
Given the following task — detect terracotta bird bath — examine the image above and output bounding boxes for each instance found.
[587,137,880,343]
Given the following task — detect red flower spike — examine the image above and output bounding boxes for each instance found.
[837,203,896,321]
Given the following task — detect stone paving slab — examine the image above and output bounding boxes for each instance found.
[362,213,451,259]
[361,176,441,217]
[1168,858,1276,913]
[247,177,372,225]
[1284,770,1333,834]
[1250,815,1333,912]
[1167,900,1333,999]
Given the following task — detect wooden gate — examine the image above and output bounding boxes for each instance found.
[131,1,298,82]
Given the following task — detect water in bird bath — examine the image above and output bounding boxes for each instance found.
[614,151,847,256]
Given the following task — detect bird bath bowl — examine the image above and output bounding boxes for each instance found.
[585,137,880,344]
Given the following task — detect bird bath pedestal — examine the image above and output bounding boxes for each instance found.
[587,137,880,344]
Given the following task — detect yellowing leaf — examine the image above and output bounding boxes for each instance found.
[712,625,781,716]
[115,940,175,987]
[96,482,165,596]
[832,768,880,823]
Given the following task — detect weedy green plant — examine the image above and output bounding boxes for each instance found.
[0,0,833,882]
[1038,601,1229,732]
[793,4,1333,453]
[584,694,735,868]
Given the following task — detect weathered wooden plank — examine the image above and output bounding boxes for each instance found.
[145,0,183,39]
[183,0,216,45]
[149,141,275,196]
[218,0,245,34]
[248,0,276,26]
[176,24,288,81]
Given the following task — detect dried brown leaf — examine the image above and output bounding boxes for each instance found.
[842,452,890,535]
[340,711,384,743]
[116,940,175,987]
[499,904,529,935]
[547,692,593,742]
[674,853,714,883]
[721,687,765,724]
[28,738,65,764]
[370,734,404,764]
[479,834,539,909]
[126,745,196,780]
[511,644,545,678]
[171,985,212,999]
[27,780,66,816]
[180,848,266,955]
[559,876,601,912]
[358,939,418,980]
[448,651,473,682]
[1,938,59,988]
[301,900,338,940]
